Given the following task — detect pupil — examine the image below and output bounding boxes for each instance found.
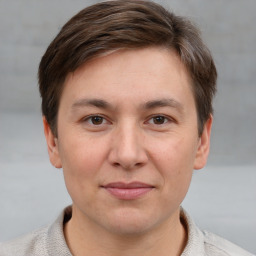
[92,116,103,125]
[154,116,165,124]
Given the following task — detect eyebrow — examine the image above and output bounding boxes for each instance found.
[71,98,112,111]
[143,98,184,112]
[71,98,183,112]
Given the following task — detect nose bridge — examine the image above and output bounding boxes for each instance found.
[109,118,147,169]
[119,121,139,153]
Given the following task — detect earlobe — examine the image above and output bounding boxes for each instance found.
[43,116,62,169]
[193,115,213,170]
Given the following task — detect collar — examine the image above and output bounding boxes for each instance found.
[46,206,205,256]
[180,207,206,255]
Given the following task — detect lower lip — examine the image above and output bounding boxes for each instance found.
[104,187,153,200]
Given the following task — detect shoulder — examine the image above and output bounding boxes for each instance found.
[180,208,255,256]
[202,230,255,256]
[0,206,72,256]
[0,226,49,256]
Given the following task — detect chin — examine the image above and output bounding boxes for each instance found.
[103,208,159,236]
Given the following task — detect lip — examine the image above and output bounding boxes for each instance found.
[101,182,154,200]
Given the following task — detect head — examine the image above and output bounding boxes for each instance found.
[39,0,217,138]
[39,0,217,240]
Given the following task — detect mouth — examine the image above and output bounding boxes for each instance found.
[101,182,155,200]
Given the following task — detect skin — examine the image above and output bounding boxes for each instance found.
[43,47,212,256]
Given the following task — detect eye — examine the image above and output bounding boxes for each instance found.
[148,115,169,125]
[84,115,108,125]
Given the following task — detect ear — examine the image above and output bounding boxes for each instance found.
[43,116,62,169]
[193,115,213,170]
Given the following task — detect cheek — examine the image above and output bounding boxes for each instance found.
[58,135,109,197]
[152,135,197,169]
[149,135,197,191]
[59,138,108,208]
[60,134,104,171]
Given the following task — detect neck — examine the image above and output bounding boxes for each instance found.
[64,207,187,256]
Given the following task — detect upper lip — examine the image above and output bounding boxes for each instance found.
[102,182,154,189]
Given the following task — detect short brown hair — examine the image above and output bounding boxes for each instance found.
[39,0,217,136]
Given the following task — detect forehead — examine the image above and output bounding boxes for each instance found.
[61,47,194,107]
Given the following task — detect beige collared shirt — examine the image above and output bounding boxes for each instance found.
[0,206,254,256]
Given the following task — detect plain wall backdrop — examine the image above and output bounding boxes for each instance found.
[0,0,255,254]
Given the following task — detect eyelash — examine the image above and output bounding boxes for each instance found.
[82,114,174,127]
[83,115,109,126]
[146,115,173,125]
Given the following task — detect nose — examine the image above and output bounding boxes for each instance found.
[108,122,148,170]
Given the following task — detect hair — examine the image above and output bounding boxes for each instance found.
[38,0,217,136]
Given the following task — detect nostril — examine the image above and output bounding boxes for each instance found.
[113,162,120,167]
[112,161,145,170]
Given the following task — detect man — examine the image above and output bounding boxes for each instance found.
[0,0,253,255]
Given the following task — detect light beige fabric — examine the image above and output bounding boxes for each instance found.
[0,206,254,256]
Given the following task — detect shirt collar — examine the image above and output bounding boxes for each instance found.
[180,207,206,255]
[46,206,205,256]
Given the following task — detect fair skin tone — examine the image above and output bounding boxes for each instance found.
[43,47,212,256]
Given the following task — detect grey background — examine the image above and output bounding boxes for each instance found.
[0,0,255,254]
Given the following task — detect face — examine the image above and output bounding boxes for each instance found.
[44,47,212,236]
